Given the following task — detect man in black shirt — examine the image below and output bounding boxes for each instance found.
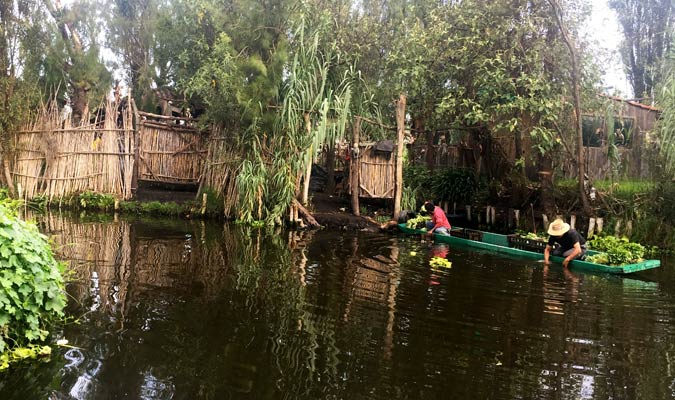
[544,218,587,268]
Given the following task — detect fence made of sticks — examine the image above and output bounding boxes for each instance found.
[11,101,135,201]
[137,111,206,185]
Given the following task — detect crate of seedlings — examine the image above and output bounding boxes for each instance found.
[508,233,548,252]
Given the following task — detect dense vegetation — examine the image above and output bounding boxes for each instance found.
[0,201,66,369]
[1,0,674,246]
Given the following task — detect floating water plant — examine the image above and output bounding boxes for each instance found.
[430,257,452,269]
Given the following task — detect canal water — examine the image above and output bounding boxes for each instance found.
[1,214,674,399]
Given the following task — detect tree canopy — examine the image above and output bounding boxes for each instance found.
[2,0,620,221]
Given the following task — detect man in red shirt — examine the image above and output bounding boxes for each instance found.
[424,201,451,235]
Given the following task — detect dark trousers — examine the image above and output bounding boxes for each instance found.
[551,245,587,259]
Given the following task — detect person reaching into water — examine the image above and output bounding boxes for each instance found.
[543,218,587,268]
[424,201,451,236]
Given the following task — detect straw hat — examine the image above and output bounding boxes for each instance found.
[547,218,570,236]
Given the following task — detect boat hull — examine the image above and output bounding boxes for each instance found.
[398,224,660,275]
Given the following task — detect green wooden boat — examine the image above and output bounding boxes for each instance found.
[398,224,660,275]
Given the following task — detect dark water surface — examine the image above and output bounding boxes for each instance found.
[1,214,675,399]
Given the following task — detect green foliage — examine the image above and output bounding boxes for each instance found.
[587,235,646,265]
[431,168,478,204]
[404,165,479,206]
[516,231,547,241]
[403,165,432,200]
[401,185,418,212]
[0,201,66,363]
[655,71,675,178]
[406,215,430,230]
[609,0,673,97]
[77,192,116,211]
[0,344,52,371]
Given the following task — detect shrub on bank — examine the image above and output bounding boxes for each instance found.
[0,201,66,369]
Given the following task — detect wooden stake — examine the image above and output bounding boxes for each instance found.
[626,220,633,236]
[201,193,208,215]
[351,118,361,216]
[570,215,576,230]
[514,209,520,228]
[466,205,472,222]
[491,206,496,226]
[588,217,596,238]
[596,217,603,233]
[542,214,549,229]
[393,94,406,221]
[615,219,622,236]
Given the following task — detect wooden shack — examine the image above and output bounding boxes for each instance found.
[350,141,397,199]
[564,96,660,180]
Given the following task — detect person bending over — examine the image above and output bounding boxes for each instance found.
[424,201,451,236]
[544,218,587,268]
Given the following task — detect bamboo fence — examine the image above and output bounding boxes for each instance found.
[137,111,206,184]
[11,100,135,200]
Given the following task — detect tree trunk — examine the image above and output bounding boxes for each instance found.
[548,0,592,216]
[0,140,15,198]
[301,113,312,205]
[325,141,336,194]
[292,198,321,228]
[43,0,88,123]
[393,94,406,221]
[351,117,361,216]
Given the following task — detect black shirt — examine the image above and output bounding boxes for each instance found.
[547,229,586,252]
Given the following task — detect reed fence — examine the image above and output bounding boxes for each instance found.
[200,127,241,218]
[12,100,135,200]
[137,111,206,185]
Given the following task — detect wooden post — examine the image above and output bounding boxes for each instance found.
[466,205,472,222]
[570,215,576,230]
[453,202,457,215]
[588,217,596,238]
[596,218,603,233]
[491,206,496,226]
[542,214,549,230]
[351,118,361,216]
[393,94,406,221]
[201,193,208,215]
[486,206,491,225]
[514,209,520,228]
[626,220,633,236]
[130,99,141,195]
[615,219,622,236]
[2,158,15,198]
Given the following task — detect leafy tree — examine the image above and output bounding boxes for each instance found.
[609,0,674,98]
[0,0,45,195]
[41,0,112,122]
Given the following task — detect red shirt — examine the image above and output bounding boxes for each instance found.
[431,206,451,231]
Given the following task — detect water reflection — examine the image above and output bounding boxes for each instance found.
[1,213,674,399]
